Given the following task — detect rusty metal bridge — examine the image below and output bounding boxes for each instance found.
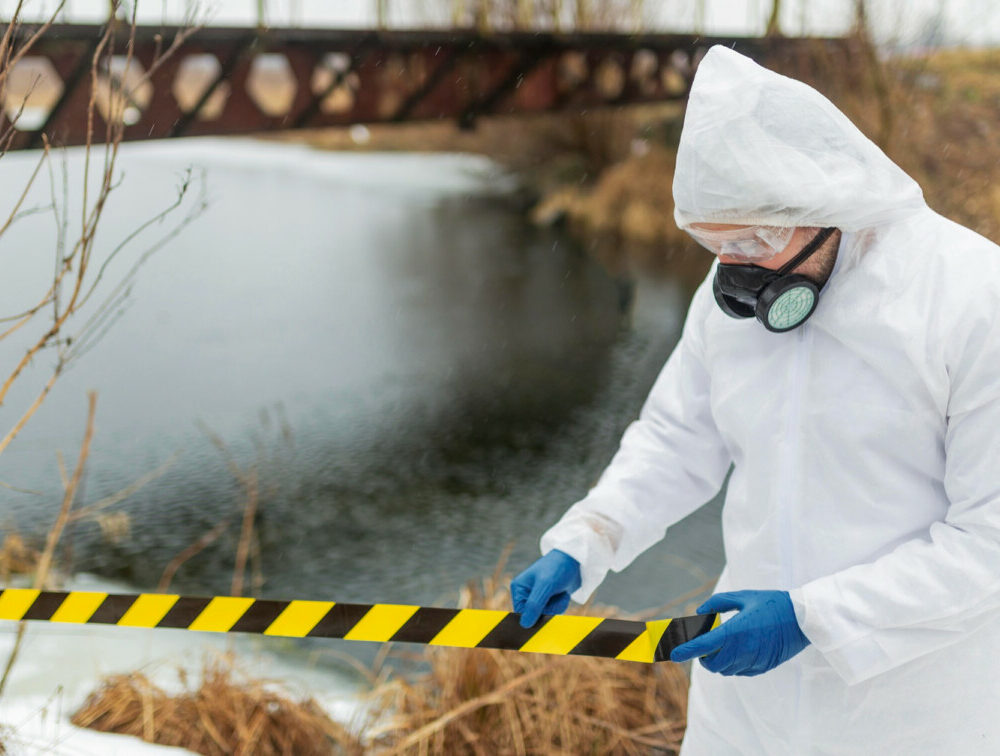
[2,23,839,150]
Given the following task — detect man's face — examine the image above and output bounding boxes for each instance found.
[689,223,822,270]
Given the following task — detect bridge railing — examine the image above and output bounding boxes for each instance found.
[1,23,845,150]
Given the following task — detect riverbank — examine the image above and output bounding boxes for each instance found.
[284,46,1000,261]
[278,101,715,293]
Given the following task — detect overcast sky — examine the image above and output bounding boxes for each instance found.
[2,1,998,46]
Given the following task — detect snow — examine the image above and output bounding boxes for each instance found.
[1,701,194,755]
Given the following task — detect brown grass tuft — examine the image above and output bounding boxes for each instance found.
[71,658,364,756]
[365,571,690,755]
[0,533,41,582]
[533,145,685,247]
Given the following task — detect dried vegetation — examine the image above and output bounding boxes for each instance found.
[72,658,364,756]
[881,48,1000,242]
[368,650,688,754]
[0,534,40,582]
[69,568,695,755]
[364,571,691,755]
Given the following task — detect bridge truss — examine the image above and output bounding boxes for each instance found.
[1,23,844,150]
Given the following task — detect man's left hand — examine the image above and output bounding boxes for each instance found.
[670,590,810,676]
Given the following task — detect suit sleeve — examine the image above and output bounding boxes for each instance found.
[789,294,1000,685]
[540,275,733,601]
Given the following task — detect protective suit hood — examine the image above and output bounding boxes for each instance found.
[673,46,925,232]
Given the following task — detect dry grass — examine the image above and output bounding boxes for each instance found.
[0,533,41,582]
[278,102,673,176]
[530,142,713,289]
[755,42,1000,244]
[532,145,685,247]
[69,565,695,754]
[71,657,364,756]
[363,571,690,755]
[883,50,1000,242]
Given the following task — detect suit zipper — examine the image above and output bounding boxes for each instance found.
[777,325,810,587]
[778,325,811,752]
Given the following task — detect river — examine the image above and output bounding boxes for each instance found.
[0,139,723,647]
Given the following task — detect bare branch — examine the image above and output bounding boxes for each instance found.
[0,479,40,495]
[2,2,67,79]
[0,144,49,239]
[75,167,202,312]
[33,391,97,585]
[0,390,95,700]
[70,451,180,522]
[0,3,201,705]
[231,467,259,598]
[0,366,61,458]
[157,517,232,593]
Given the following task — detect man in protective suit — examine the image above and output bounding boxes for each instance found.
[510,45,1000,753]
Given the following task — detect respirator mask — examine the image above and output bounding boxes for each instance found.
[687,225,837,332]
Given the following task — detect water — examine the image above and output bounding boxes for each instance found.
[0,139,723,626]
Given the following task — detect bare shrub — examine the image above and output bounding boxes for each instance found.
[0,0,204,700]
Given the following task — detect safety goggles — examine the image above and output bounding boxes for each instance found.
[685,225,796,263]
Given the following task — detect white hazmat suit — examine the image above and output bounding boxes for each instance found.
[540,46,1000,753]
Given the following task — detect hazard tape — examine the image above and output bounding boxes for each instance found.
[0,588,718,663]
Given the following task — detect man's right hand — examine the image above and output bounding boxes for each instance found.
[509,549,582,628]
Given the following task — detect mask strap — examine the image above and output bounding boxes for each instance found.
[775,227,837,276]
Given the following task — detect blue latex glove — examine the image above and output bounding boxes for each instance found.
[669,590,810,676]
[510,549,582,628]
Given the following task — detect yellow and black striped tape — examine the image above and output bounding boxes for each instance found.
[0,588,718,663]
